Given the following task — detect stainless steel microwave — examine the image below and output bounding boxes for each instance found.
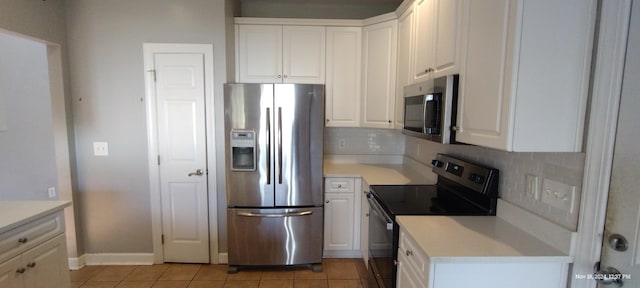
[402,75,459,144]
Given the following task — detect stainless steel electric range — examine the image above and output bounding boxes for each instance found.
[366,153,499,288]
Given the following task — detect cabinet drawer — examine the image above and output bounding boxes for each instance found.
[399,229,429,284]
[0,212,64,263]
[324,178,355,193]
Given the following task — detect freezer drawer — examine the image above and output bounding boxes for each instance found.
[227,207,323,266]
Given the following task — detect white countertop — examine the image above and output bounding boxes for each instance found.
[0,201,72,234]
[324,161,434,185]
[397,216,573,263]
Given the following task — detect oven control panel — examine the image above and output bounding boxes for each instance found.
[431,154,499,196]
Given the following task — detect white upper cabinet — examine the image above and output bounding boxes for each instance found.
[326,27,362,127]
[362,19,398,129]
[411,0,462,83]
[237,24,325,84]
[395,6,415,129]
[456,0,596,152]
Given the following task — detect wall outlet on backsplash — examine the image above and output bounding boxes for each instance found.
[541,178,576,213]
[338,139,346,150]
[525,174,540,200]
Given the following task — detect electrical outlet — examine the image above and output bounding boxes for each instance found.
[93,142,109,156]
[525,174,539,200]
[47,187,56,198]
[338,139,346,149]
[541,178,576,213]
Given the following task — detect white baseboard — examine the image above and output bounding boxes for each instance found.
[218,253,228,264]
[68,254,86,270]
[75,253,155,266]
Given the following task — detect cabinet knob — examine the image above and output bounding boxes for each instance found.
[284,75,288,78]
[277,75,281,79]
[406,250,413,257]
[18,237,28,244]
[388,120,392,123]
[326,200,330,203]
[16,267,26,274]
[27,262,36,268]
[451,126,461,132]
[326,119,330,122]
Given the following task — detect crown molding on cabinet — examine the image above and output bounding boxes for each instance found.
[234,17,363,26]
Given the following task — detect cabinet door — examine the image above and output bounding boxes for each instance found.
[362,20,398,129]
[0,256,23,288]
[237,25,283,83]
[395,6,415,129]
[432,0,462,77]
[22,235,70,288]
[456,0,514,150]
[396,253,426,288]
[326,27,362,127]
[282,26,326,84]
[324,193,355,250]
[413,0,435,83]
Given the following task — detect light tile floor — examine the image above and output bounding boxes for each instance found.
[71,258,369,288]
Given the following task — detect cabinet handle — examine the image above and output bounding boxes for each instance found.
[27,262,36,268]
[18,237,28,244]
[16,267,26,274]
[406,250,413,257]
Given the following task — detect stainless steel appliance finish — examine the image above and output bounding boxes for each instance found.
[366,154,499,288]
[402,75,459,143]
[224,83,325,269]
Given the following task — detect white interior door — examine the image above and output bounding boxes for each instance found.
[598,2,640,286]
[154,52,209,263]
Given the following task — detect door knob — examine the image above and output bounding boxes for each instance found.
[188,169,204,177]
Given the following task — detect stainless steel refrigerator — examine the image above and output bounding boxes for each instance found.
[224,83,324,271]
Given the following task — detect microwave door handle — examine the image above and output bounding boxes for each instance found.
[423,96,429,133]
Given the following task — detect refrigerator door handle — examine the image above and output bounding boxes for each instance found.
[236,211,313,218]
[278,107,283,184]
[266,107,271,185]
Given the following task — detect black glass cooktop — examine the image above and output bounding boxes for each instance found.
[369,185,490,217]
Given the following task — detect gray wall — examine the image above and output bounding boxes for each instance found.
[0,33,56,200]
[65,0,229,254]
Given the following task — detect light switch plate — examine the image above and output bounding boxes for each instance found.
[47,187,56,198]
[525,174,540,200]
[541,178,576,213]
[93,142,109,156]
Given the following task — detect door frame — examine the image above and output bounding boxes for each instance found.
[143,43,219,264]
[571,1,632,287]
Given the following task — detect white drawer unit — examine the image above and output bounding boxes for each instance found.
[0,202,71,288]
[324,178,355,193]
[0,213,64,264]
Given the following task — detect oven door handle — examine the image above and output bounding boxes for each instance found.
[367,194,394,230]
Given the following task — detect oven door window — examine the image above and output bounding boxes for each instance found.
[368,198,394,288]
[424,93,442,135]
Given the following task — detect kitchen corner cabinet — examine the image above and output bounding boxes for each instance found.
[325,27,362,127]
[361,19,398,129]
[456,0,595,152]
[412,0,462,83]
[0,210,70,288]
[323,177,362,258]
[236,25,326,84]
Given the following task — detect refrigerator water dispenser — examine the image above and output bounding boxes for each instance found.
[230,130,256,171]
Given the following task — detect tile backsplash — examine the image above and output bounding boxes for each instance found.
[324,127,405,155]
[405,136,585,231]
[324,127,585,231]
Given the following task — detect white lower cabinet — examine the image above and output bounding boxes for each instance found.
[0,212,70,288]
[324,177,361,258]
[397,226,568,288]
